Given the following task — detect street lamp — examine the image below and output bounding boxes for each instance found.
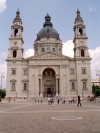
[82,91,83,97]
[15,92,17,98]
[0,72,5,89]
[27,90,29,101]
[96,70,100,86]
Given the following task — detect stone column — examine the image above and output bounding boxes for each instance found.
[56,78,58,96]
[40,78,43,97]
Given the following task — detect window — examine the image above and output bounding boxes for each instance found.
[14,29,18,36]
[47,29,50,33]
[81,49,85,57]
[12,83,15,90]
[35,48,38,54]
[83,82,87,90]
[23,83,27,91]
[59,48,61,54]
[23,69,28,75]
[72,82,75,90]
[13,50,17,57]
[79,28,83,35]
[82,68,86,74]
[41,48,45,53]
[47,47,50,52]
[70,68,75,75]
[52,48,55,52]
[12,69,16,75]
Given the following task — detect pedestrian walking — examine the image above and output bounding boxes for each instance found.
[48,97,50,105]
[41,99,42,103]
[0,97,2,104]
[77,95,82,107]
[68,98,70,104]
[35,99,36,103]
[57,97,60,104]
[72,97,75,103]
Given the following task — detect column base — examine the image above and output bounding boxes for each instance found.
[40,94,43,97]
[56,93,58,96]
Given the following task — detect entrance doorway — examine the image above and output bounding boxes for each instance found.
[47,88,52,94]
[42,67,56,96]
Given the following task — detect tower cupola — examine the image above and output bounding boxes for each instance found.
[75,9,83,23]
[13,9,22,23]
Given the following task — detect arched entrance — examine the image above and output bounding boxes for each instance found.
[42,68,56,96]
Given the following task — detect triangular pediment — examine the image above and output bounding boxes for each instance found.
[11,46,19,50]
[81,78,88,81]
[27,52,71,60]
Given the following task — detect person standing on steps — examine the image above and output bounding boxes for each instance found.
[77,95,82,107]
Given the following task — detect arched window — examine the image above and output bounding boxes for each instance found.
[35,48,38,54]
[41,48,45,53]
[47,29,50,33]
[24,83,27,90]
[12,83,15,90]
[81,49,85,57]
[72,82,75,90]
[14,29,18,36]
[47,47,50,52]
[52,48,55,52]
[59,48,61,54]
[13,50,17,57]
[83,82,86,90]
[79,28,83,35]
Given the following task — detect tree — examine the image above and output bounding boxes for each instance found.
[0,89,6,98]
[92,84,100,97]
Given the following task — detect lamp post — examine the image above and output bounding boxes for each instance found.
[15,92,17,98]
[82,91,83,97]
[96,70,100,86]
[0,72,5,89]
[27,90,29,101]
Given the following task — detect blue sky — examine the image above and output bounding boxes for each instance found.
[0,0,100,88]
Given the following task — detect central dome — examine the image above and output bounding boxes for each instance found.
[37,14,59,39]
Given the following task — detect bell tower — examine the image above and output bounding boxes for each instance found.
[8,9,24,59]
[73,9,90,59]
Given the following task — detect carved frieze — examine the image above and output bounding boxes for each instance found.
[27,52,71,60]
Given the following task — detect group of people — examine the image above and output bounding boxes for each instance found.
[48,97,54,106]
[68,97,76,104]
[34,95,82,107]
[35,99,42,104]
[56,95,82,107]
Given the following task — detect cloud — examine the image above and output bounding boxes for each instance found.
[89,47,100,79]
[63,40,74,58]
[24,49,34,58]
[0,0,7,15]
[88,7,96,12]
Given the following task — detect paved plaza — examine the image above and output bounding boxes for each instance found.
[0,99,100,133]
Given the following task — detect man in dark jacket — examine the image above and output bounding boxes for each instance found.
[77,95,82,107]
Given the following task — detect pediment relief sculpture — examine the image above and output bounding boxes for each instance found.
[27,52,71,60]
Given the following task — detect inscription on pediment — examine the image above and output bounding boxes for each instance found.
[33,53,68,59]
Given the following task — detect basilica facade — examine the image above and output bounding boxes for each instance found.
[6,9,92,98]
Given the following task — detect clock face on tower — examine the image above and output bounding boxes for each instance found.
[80,41,84,46]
